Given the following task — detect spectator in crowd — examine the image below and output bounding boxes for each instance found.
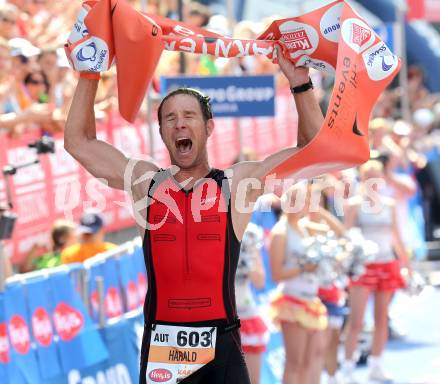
[407,65,430,111]
[309,201,347,384]
[369,118,393,152]
[0,39,51,136]
[270,183,328,384]
[37,48,61,104]
[20,219,77,273]
[61,211,116,264]
[23,69,49,103]
[229,21,260,75]
[342,160,411,383]
[0,3,19,40]
[185,1,211,28]
[9,37,40,84]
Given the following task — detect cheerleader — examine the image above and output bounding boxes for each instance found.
[309,209,348,384]
[342,160,411,383]
[270,184,329,384]
[236,222,269,384]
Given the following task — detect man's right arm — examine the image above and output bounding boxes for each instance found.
[64,78,158,190]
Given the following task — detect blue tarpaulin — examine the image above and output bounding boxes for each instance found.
[48,271,109,373]
[26,276,62,380]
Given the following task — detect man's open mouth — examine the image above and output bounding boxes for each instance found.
[175,138,193,154]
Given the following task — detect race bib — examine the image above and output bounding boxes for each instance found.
[146,324,217,383]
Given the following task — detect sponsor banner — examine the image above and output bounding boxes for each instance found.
[4,281,41,383]
[26,277,62,380]
[45,314,142,384]
[70,0,399,150]
[48,270,109,372]
[161,75,275,118]
[0,273,142,383]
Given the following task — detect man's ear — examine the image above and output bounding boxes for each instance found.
[206,119,214,137]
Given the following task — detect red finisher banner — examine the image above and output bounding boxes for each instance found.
[268,3,401,179]
[0,91,295,264]
[65,0,400,180]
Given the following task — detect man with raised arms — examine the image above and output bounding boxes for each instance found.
[64,45,324,383]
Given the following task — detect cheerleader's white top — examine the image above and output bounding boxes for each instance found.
[356,198,394,263]
[275,217,320,300]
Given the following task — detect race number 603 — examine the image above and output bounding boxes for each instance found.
[176,330,213,347]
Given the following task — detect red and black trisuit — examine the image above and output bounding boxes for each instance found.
[140,168,251,384]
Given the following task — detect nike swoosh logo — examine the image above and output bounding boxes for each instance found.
[382,56,394,72]
[352,116,363,136]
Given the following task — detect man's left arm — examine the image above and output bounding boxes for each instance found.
[229,47,324,239]
[232,47,324,189]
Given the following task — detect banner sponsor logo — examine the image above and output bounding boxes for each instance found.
[105,287,123,318]
[53,303,84,341]
[341,18,375,54]
[8,315,31,354]
[76,41,98,62]
[71,37,109,72]
[352,23,371,47]
[320,2,343,43]
[149,368,173,382]
[327,56,358,130]
[32,307,53,347]
[279,21,319,59]
[365,43,388,67]
[0,323,10,363]
[362,42,399,81]
[297,56,335,73]
[161,75,275,118]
